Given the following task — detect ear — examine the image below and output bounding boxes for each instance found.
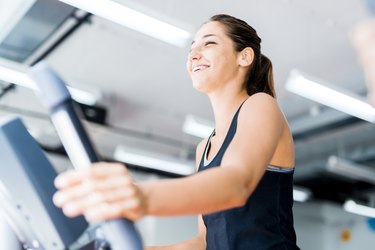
[238,47,254,67]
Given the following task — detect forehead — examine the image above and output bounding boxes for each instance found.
[193,21,227,41]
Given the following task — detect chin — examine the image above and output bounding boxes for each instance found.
[192,81,207,93]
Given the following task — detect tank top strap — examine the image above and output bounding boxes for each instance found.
[198,99,247,170]
[199,129,216,167]
[221,100,246,145]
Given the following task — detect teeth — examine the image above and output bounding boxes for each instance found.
[193,65,208,72]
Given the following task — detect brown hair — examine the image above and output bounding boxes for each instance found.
[209,14,276,98]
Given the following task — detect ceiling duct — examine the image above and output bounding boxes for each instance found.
[0,0,76,63]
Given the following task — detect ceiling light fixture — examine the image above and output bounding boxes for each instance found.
[182,115,214,138]
[285,69,375,123]
[59,0,191,47]
[114,145,195,176]
[0,60,97,105]
[343,200,375,218]
[327,156,375,184]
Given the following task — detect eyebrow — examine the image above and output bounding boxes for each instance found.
[191,34,217,45]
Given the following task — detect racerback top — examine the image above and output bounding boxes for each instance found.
[198,102,300,250]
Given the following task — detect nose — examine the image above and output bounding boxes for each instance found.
[188,47,202,61]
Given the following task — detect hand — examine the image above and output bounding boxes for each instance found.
[53,162,146,222]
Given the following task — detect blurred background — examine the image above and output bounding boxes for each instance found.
[0,0,375,249]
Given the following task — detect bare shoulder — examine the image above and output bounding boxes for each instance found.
[240,93,283,122]
[240,93,294,167]
[234,93,288,151]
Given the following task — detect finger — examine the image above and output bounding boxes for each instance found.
[89,162,128,178]
[55,170,83,189]
[53,179,92,207]
[55,163,127,189]
[83,183,143,222]
[84,174,133,193]
[85,198,142,222]
[56,174,133,203]
[55,180,137,218]
[80,181,138,210]
[84,202,116,221]
[56,177,133,206]
[58,189,108,217]
[98,183,137,204]
[61,201,86,218]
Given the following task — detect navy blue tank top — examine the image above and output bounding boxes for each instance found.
[198,103,300,250]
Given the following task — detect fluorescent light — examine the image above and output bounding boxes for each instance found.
[327,156,375,184]
[343,200,375,218]
[293,186,311,202]
[0,0,36,44]
[59,0,191,47]
[114,145,195,176]
[0,60,97,105]
[285,69,375,123]
[0,61,36,89]
[183,115,214,138]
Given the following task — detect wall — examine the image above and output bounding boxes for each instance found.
[294,201,375,250]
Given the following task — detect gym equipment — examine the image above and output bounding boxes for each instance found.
[0,116,89,249]
[29,61,143,250]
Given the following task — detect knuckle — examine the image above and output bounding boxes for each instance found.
[119,176,132,187]
[127,187,136,197]
[116,163,128,174]
[89,191,104,203]
[133,199,141,209]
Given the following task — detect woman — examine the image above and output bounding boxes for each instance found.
[53,14,299,249]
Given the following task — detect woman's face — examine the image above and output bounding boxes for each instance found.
[186,21,241,93]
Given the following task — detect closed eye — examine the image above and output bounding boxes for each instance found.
[188,40,217,54]
[205,41,217,46]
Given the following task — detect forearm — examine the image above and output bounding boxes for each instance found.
[139,166,252,216]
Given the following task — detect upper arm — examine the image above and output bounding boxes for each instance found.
[221,93,285,192]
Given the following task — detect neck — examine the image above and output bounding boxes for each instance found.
[208,88,249,137]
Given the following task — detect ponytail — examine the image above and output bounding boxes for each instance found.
[208,14,276,98]
[245,54,276,98]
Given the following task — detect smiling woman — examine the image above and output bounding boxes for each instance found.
[53,14,299,250]
[187,15,275,99]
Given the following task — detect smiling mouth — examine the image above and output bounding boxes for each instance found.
[193,65,209,72]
